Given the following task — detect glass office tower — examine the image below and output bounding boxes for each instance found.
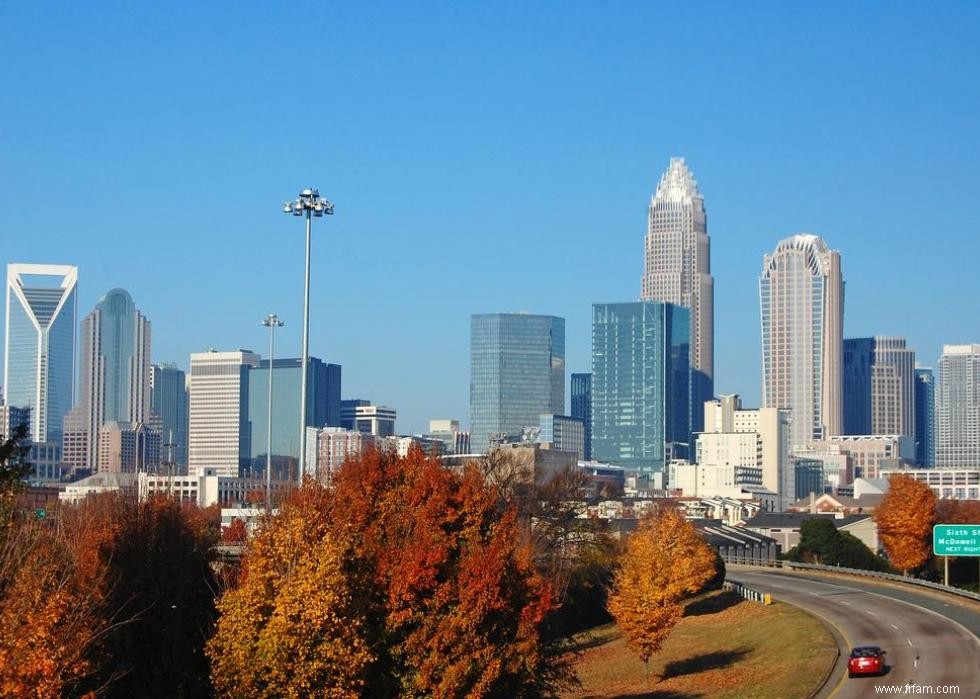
[469,313,565,454]
[247,357,341,475]
[914,367,935,467]
[63,288,153,472]
[570,372,592,459]
[591,302,691,475]
[151,363,189,468]
[3,263,78,443]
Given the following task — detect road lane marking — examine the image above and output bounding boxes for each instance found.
[840,600,850,605]
[866,610,876,615]
[890,624,900,630]
[907,639,913,646]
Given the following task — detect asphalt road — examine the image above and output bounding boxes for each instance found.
[728,568,980,699]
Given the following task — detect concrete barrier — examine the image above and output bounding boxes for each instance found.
[724,557,980,603]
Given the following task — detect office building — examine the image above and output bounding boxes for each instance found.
[98,421,161,473]
[469,313,565,454]
[311,427,377,484]
[641,158,713,432]
[936,344,980,467]
[914,367,935,467]
[247,357,341,474]
[340,399,396,437]
[814,434,914,480]
[0,404,30,441]
[424,419,471,455]
[188,350,260,477]
[760,234,843,449]
[570,372,592,459]
[700,395,793,508]
[538,414,585,460]
[151,363,189,469]
[4,263,77,444]
[880,465,980,501]
[62,288,154,472]
[842,336,915,440]
[591,301,690,475]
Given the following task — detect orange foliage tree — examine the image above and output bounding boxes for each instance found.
[222,516,248,544]
[876,474,936,575]
[935,499,980,526]
[0,492,219,698]
[607,506,717,681]
[208,446,563,697]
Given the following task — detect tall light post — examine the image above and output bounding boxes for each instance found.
[262,314,284,508]
[282,188,333,486]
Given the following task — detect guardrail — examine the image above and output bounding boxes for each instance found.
[725,558,980,603]
[723,580,772,605]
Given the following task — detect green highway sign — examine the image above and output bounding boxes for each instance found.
[933,524,980,556]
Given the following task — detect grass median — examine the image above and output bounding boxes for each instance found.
[560,589,837,699]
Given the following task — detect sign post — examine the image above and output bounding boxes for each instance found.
[933,524,980,587]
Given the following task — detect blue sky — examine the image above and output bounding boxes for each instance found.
[1,2,978,434]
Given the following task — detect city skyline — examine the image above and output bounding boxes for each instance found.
[2,5,979,434]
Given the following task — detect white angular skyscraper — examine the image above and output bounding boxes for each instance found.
[62,288,154,472]
[641,158,713,431]
[3,263,78,444]
[760,234,844,450]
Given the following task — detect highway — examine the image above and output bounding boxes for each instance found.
[727,567,980,698]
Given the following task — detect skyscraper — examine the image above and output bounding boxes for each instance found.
[247,357,341,474]
[188,350,260,477]
[591,301,691,475]
[842,337,874,435]
[570,372,592,459]
[151,363,189,469]
[62,288,153,472]
[3,263,77,443]
[641,158,713,431]
[760,234,843,450]
[842,336,915,440]
[936,344,980,467]
[469,313,565,454]
[914,367,935,467]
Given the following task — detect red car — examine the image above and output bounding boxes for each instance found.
[848,646,886,677]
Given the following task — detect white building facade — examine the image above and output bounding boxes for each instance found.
[760,234,843,449]
[701,395,793,508]
[936,344,980,467]
[188,350,260,477]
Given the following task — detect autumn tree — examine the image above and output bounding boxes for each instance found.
[222,516,248,543]
[0,422,31,523]
[876,474,936,575]
[208,485,375,698]
[72,494,220,698]
[0,513,110,697]
[1,492,219,698]
[209,446,564,698]
[607,506,717,681]
[481,451,620,638]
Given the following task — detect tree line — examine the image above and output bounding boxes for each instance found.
[0,425,723,697]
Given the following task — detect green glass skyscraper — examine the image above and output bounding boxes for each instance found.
[470,313,565,454]
[591,301,691,475]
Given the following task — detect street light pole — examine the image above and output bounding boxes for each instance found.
[262,314,284,509]
[282,188,333,487]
